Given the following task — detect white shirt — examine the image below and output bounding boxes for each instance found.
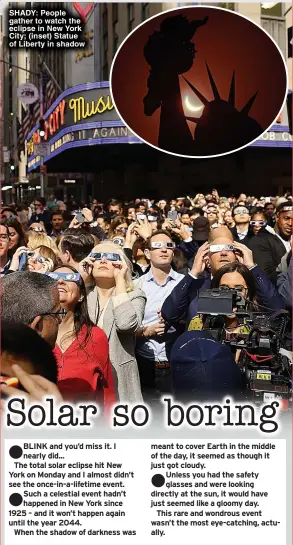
[134,268,184,362]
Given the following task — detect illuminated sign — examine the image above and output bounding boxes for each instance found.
[26,82,127,170]
[26,82,291,172]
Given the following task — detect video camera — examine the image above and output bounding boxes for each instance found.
[197,289,292,408]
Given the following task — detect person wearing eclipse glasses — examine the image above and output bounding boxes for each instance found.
[229,205,254,247]
[47,266,116,413]
[162,237,285,330]
[250,209,267,235]
[134,230,185,402]
[84,242,146,402]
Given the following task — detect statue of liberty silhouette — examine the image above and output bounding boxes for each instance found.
[143,14,263,156]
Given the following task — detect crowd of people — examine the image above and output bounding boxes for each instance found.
[0,190,292,412]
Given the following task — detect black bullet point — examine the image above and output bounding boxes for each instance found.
[9,493,23,506]
[9,446,23,459]
[151,474,165,487]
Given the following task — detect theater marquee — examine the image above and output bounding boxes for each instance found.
[26,82,292,172]
[26,81,140,172]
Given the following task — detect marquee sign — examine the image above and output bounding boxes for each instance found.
[26,81,140,171]
[26,82,292,172]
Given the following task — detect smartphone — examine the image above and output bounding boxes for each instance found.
[168,211,178,222]
[76,213,85,223]
[18,252,27,271]
[112,237,124,247]
[136,213,146,221]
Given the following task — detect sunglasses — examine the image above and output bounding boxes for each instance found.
[46,272,81,282]
[234,208,249,215]
[90,252,122,262]
[150,242,175,249]
[209,244,235,253]
[116,227,127,233]
[250,221,266,226]
[29,254,50,264]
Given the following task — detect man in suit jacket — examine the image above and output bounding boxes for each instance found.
[229,204,254,247]
[248,201,292,282]
[162,239,285,328]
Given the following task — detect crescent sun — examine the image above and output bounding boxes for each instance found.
[185,96,204,112]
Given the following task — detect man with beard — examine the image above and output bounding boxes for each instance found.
[249,201,292,282]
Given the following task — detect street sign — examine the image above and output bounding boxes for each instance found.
[17,83,39,105]
[34,143,50,156]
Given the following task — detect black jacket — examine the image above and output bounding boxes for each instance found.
[230,226,255,247]
[248,228,288,282]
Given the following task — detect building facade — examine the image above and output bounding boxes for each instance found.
[1,2,291,204]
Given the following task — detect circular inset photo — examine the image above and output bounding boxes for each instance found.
[110,6,288,158]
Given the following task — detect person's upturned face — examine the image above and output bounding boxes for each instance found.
[115,222,128,238]
[0,226,10,259]
[209,237,236,274]
[265,205,275,217]
[56,267,82,310]
[8,227,20,250]
[109,205,122,216]
[52,214,64,231]
[251,214,266,234]
[277,211,292,238]
[147,234,174,267]
[224,211,233,225]
[207,209,218,224]
[91,244,123,281]
[233,207,250,225]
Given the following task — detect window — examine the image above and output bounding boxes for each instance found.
[218,3,235,9]
[128,3,135,33]
[261,17,286,57]
[141,3,149,21]
[261,3,283,17]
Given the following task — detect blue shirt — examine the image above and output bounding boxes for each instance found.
[134,268,184,362]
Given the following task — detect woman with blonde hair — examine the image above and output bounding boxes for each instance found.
[84,241,146,402]
[9,245,59,273]
[27,231,59,255]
